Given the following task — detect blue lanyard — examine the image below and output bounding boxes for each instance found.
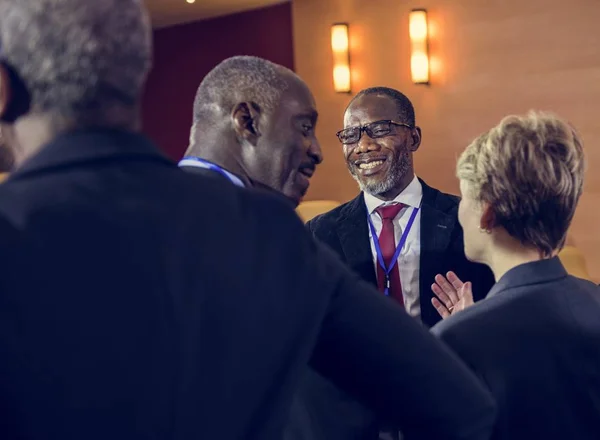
[178,156,246,188]
[367,206,419,296]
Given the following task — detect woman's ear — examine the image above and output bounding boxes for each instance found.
[479,203,496,232]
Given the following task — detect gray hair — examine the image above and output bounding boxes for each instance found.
[0,0,152,123]
[192,56,291,128]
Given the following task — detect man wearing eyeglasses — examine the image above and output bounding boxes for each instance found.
[288,87,495,440]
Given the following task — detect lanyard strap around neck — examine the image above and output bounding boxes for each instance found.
[367,206,419,296]
[179,156,246,188]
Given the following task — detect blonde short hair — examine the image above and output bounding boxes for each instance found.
[457,111,585,257]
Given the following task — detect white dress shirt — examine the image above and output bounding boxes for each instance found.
[364,175,422,319]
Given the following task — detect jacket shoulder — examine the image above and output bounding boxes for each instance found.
[422,181,460,211]
[441,191,460,205]
[306,197,359,235]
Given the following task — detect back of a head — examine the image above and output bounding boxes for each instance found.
[0,0,152,126]
[190,56,291,136]
[457,111,585,256]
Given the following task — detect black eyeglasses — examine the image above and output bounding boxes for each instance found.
[336,120,412,145]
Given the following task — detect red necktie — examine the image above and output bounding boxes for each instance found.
[374,204,404,305]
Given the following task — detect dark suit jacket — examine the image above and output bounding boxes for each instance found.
[432,257,600,440]
[306,181,494,327]
[0,129,495,440]
[286,182,495,440]
[180,164,294,207]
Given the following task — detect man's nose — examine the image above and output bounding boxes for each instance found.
[308,137,323,165]
[355,132,380,154]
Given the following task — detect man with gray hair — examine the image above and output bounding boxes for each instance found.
[0,1,496,439]
[179,55,322,206]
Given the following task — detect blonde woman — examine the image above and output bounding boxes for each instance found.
[431,112,600,440]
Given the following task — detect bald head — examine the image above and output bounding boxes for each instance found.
[0,0,152,125]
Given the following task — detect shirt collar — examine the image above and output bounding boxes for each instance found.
[363,175,423,215]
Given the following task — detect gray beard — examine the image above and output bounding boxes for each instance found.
[349,152,412,197]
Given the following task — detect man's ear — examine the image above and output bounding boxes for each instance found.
[409,126,422,152]
[480,203,496,232]
[232,101,261,146]
[0,65,12,121]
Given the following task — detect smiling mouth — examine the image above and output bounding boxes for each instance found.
[354,157,387,171]
[358,160,385,170]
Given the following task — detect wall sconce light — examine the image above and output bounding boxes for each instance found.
[331,23,351,93]
[409,9,430,85]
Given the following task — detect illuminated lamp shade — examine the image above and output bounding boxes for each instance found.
[331,23,351,93]
[409,9,430,85]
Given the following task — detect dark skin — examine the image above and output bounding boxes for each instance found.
[0,67,13,169]
[0,64,28,167]
[188,69,323,206]
[0,122,13,172]
[343,93,422,201]
[0,138,13,172]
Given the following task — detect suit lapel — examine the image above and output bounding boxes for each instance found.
[420,196,455,260]
[419,181,456,326]
[336,194,378,286]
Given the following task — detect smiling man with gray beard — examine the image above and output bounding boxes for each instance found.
[287,87,496,440]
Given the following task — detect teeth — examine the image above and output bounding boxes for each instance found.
[359,160,383,170]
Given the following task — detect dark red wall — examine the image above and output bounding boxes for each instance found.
[141,3,295,160]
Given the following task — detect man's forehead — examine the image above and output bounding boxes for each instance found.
[344,94,396,126]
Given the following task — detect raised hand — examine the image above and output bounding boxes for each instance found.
[431,272,474,319]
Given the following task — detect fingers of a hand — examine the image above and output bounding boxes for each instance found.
[461,282,475,304]
[431,282,453,309]
[431,297,451,319]
[446,271,465,291]
[434,274,459,303]
[458,281,470,295]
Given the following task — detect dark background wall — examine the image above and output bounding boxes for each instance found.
[142,3,295,159]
